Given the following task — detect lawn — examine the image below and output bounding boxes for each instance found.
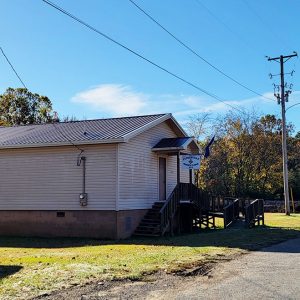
[0,213,299,300]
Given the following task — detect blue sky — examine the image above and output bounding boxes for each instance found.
[1,0,300,133]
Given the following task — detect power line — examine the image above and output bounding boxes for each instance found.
[1,46,84,156]
[195,0,251,51]
[0,47,27,89]
[243,0,290,52]
[41,0,246,114]
[286,102,300,112]
[51,120,85,163]
[51,114,84,153]
[128,0,274,102]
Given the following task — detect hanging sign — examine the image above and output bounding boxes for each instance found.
[181,154,201,170]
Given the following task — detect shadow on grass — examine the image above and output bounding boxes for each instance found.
[0,265,23,279]
[0,226,299,252]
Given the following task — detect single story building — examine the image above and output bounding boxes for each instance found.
[0,113,199,239]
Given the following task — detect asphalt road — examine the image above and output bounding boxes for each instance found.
[160,237,300,300]
[39,237,300,300]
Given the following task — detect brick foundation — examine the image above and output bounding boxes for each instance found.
[0,210,147,239]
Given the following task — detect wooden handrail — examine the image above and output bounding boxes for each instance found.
[245,199,264,228]
[223,198,240,228]
[159,183,181,235]
[160,183,239,235]
[159,183,209,235]
[189,183,211,211]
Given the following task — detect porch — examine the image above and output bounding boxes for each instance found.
[133,137,264,237]
[133,182,265,236]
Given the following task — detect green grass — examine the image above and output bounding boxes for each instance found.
[0,213,299,299]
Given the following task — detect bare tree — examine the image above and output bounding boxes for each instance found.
[186,113,212,141]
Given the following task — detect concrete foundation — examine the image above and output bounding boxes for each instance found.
[0,210,147,239]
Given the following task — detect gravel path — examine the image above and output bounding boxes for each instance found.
[37,237,300,300]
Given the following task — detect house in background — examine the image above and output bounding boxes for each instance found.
[0,113,199,239]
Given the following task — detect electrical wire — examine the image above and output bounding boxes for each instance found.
[243,0,290,52]
[0,46,84,157]
[0,47,27,89]
[187,0,274,102]
[51,120,84,153]
[41,0,247,114]
[286,102,300,112]
[195,0,246,45]
[51,121,85,165]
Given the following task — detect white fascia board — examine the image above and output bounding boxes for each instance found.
[152,146,185,152]
[152,139,200,153]
[0,138,125,150]
[123,113,188,142]
[181,138,193,149]
[182,137,201,151]
[123,113,171,142]
[169,115,188,137]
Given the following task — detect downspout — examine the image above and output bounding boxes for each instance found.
[82,156,86,194]
[78,155,88,206]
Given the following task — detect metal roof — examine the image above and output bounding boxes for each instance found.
[152,137,191,149]
[152,137,200,153]
[0,113,184,149]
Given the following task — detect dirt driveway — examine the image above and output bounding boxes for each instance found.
[37,237,300,300]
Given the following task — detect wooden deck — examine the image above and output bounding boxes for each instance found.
[133,183,264,237]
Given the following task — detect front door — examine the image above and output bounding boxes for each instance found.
[159,157,166,201]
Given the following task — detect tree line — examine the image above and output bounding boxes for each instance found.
[1,87,299,200]
[188,111,300,200]
[0,87,76,125]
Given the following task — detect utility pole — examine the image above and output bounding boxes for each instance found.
[268,52,297,216]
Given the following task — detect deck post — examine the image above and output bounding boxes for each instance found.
[177,151,180,184]
[189,168,192,200]
[177,209,181,234]
[176,151,180,236]
[170,216,174,236]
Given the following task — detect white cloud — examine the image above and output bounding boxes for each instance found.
[71,84,185,117]
[71,83,284,122]
[71,84,147,116]
[175,95,263,117]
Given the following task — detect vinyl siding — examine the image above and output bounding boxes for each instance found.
[166,155,190,197]
[0,144,116,210]
[118,121,189,210]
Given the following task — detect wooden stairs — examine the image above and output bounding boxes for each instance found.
[132,183,264,237]
[133,202,164,236]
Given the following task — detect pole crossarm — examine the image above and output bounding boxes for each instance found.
[268,52,298,62]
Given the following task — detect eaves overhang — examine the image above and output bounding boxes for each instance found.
[0,137,126,150]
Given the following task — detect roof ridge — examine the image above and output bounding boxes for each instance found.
[0,112,190,149]
[57,113,168,125]
[0,113,169,128]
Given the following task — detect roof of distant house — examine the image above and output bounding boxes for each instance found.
[0,113,187,149]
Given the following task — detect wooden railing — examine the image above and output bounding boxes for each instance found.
[223,198,240,228]
[159,183,181,235]
[159,183,210,235]
[245,199,264,228]
[190,183,211,211]
[210,196,235,212]
[159,183,243,234]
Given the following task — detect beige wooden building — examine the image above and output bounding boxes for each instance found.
[0,113,199,239]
